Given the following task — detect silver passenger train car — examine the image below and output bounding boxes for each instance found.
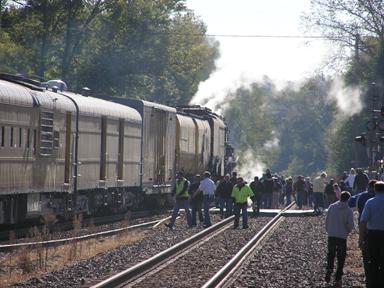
[0,74,234,225]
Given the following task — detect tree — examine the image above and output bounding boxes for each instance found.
[304,0,384,173]
[304,0,384,83]
[61,0,105,81]
[76,1,219,106]
[220,79,275,169]
[268,76,334,176]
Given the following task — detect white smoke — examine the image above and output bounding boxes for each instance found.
[328,77,363,116]
[237,150,266,183]
[263,136,279,150]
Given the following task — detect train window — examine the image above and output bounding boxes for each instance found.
[1,126,4,147]
[10,127,14,147]
[26,129,30,148]
[53,130,59,149]
[19,127,22,147]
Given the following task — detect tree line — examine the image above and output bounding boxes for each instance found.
[2,0,384,177]
[0,0,219,106]
[221,0,384,177]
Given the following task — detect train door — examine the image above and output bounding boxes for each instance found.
[64,112,72,184]
[152,109,166,185]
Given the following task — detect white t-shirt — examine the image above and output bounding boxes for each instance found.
[199,178,216,196]
[345,174,356,188]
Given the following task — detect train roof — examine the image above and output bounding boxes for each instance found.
[98,96,176,115]
[0,76,141,123]
[0,79,75,112]
[60,92,141,123]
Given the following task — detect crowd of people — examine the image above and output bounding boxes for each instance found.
[164,167,383,288]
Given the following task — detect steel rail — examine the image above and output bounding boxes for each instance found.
[201,202,296,288]
[90,215,235,288]
[0,217,171,252]
[0,210,169,242]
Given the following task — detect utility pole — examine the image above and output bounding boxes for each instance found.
[355,83,384,174]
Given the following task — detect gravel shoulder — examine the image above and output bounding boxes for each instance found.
[6,214,221,287]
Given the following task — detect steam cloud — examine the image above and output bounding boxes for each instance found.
[237,150,266,183]
[328,77,363,116]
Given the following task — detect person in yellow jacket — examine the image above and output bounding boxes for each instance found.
[231,177,254,229]
[165,171,192,229]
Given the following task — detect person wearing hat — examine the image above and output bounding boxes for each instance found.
[313,172,327,214]
[231,177,254,229]
[165,171,191,229]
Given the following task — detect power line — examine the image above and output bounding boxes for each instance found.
[206,34,341,39]
[169,32,345,40]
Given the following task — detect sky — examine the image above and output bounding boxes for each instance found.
[186,0,333,108]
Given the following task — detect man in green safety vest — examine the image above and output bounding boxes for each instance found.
[165,171,192,229]
[232,177,254,229]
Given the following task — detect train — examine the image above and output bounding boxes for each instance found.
[0,73,236,225]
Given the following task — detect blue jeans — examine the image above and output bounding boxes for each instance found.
[234,203,248,228]
[296,190,304,209]
[263,193,272,208]
[219,197,233,218]
[170,198,191,227]
[313,192,324,212]
[203,195,213,226]
[286,193,292,206]
[191,199,203,226]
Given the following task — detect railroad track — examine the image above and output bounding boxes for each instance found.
[0,210,167,242]
[89,203,298,288]
[202,202,295,288]
[0,216,171,252]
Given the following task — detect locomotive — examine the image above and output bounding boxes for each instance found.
[0,73,235,225]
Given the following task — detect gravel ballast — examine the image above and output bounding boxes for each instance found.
[230,215,365,288]
[10,214,221,287]
[132,216,271,288]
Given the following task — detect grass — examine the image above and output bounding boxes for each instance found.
[0,215,144,287]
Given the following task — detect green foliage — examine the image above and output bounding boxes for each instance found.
[221,76,336,177]
[269,76,334,176]
[220,80,276,168]
[0,0,218,105]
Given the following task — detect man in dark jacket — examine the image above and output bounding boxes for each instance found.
[293,175,305,209]
[359,181,384,288]
[263,175,273,209]
[216,174,233,218]
[349,179,376,288]
[250,176,263,217]
[353,168,369,194]
[324,179,336,208]
[189,174,203,226]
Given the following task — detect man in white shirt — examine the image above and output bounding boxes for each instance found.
[197,171,216,228]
